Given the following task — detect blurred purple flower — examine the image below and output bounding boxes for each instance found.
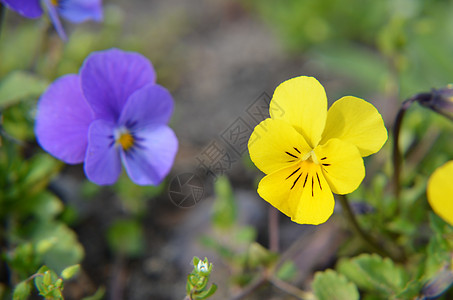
[35,48,178,186]
[0,0,102,40]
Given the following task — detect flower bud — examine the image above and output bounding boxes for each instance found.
[416,85,453,120]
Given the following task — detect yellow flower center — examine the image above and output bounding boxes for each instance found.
[115,129,135,151]
[51,0,59,5]
[284,146,331,196]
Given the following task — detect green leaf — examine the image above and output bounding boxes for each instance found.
[32,222,85,274]
[20,154,61,194]
[13,281,31,300]
[195,284,217,299]
[34,268,59,297]
[0,71,48,109]
[25,192,63,220]
[81,286,106,300]
[212,176,237,229]
[107,219,144,257]
[61,264,80,280]
[276,260,298,281]
[337,254,409,297]
[312,269,359,300]
[247,242,278,268]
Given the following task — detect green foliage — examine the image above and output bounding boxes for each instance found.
[0,71,48,109]
[186,257,217,300]
[312,269,359,300]
[13,281,31,300]
[13,264,80,300]
[275,260,298,282]
[212,176,237,229]
[337,254,409,298]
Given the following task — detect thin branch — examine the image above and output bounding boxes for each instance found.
[230,274,267,300]
[269,276,313,300]
[268,206,279,253]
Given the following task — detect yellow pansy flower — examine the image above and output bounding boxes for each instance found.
[248,76,388,225]
[427,161,453,226]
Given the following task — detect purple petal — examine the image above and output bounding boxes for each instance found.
[42,0,67,41]
[121,125,178,185]
[119,84,174,129]
[84,120,122,185]
[1,0,43,18]
[58,0,103,23]
[35,74,94,164]
[80,48,156,123]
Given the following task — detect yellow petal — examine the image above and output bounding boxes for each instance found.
[427,161,453,226]
[314,138,365,195]
[291,163,335,225]
[270,76,327,148]
[257,161,334,225]
[320,96,388,157]
[248,118,311,175]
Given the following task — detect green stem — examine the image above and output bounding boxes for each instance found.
[338,194,400,261]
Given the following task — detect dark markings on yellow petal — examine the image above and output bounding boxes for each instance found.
[285,151,298,159]
[320,157,327,160]
[316,172,322,190]
[311,176,315,197]
[291,173,302,190]
[287,160,296,163]
[293,147,301,154]
[303,173,308,187]
[286,167,300,179]
[322,163,330,166]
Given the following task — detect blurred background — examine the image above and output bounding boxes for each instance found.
[1,0,453,299]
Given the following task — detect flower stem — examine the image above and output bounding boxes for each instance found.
[338,194,399,260]
[392,97,416,206]
[269,206,279,252]
[270,276,313,300]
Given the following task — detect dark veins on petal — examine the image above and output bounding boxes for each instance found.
[284,154,331,197]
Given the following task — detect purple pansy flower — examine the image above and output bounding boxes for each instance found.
[35,48,178,186]
[0,0,102,40]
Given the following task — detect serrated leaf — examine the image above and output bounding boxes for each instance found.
[312,269,359,300]
[394,279,424,299]
[13,281,31,300]
[337,254,408,296]
[0,71,48,108]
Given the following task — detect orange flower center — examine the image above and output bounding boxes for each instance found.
[116,131,134,151]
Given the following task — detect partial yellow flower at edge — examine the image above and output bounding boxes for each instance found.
[248,76,388,225]
[427,161,453,226]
